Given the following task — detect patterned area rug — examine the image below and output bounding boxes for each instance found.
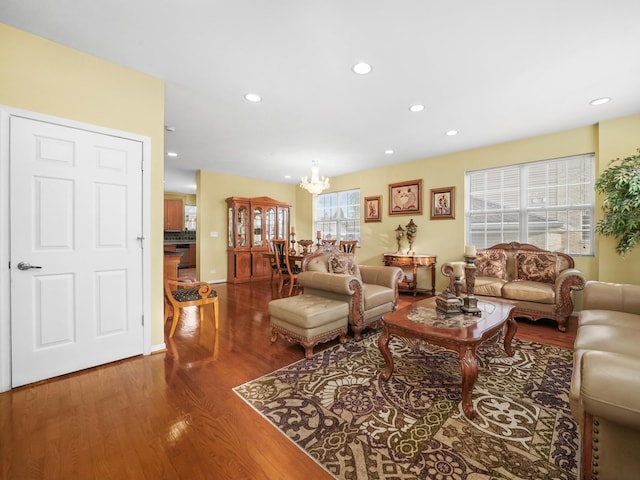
[234,332,578,479]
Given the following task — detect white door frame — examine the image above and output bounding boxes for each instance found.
[0,106,152,392]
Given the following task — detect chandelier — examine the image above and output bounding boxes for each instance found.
[299,161,330,195]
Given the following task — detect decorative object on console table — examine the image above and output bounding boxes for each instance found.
[389,179,422,216]
[405,219,417,255]
[462,245,481,314]
[382,253,437,296]
[430,186,455,220]
[394,225,405,254]
[364,195,382,222]
[316,230,322,249]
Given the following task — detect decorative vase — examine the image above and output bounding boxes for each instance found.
[405,219,417,255]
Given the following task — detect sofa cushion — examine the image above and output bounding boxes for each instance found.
[476,249,508,279]
[574,324,640,358]
[305,255,330,272]
[514,251,558,284]
[474,276,507,297]
[579,310,640,329]
[327,253,361,279]
[502,280,555,304]
[362,283,395,310]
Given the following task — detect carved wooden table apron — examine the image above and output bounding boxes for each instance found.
[382,253,437,296]
[378,298,516,419]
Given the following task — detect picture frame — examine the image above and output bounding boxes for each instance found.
[364,195,382,222]
[430,186,455,220]
[388,179,423,216]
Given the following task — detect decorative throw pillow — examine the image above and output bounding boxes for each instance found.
[514,251,558,284]
[328,253,361,279]
[475,249,508,279]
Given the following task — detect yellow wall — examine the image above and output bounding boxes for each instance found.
[165,192,197,206]
[0,24,166,346]
[595,115,640,283]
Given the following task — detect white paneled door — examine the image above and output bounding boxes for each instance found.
[9,116,144,387]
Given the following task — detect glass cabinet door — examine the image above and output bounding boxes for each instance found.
[228,207,234,247]
[253,207,263,246]
[277,207,289,239]
[266,207,276,243]
[236,205,248,247]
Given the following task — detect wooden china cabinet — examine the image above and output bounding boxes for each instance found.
[226,196,291,283]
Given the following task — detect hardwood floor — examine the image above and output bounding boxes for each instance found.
[0,282,577,479]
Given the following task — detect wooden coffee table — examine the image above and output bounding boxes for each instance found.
[378,297,516,419]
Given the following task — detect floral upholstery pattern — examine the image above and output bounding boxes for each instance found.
[514,251,558,284]
[171,286,217,302]
[476,249,508,279]
[328,253,361,279]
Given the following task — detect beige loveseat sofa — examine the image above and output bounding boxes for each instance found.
[298,244,403,340]
[448,242,586,331]
[569,281,640,480]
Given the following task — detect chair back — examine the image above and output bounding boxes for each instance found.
[321,239,337,245]
[340,240,358,253]
[271,239,293,274]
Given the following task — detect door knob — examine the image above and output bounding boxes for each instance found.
[17,262,42,270]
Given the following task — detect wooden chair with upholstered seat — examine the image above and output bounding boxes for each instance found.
[321,239,337,246]
[271,239,301,296]
[339,240,358,253]
[164,278,219,338]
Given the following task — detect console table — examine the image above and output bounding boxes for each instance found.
[383,253,437,296]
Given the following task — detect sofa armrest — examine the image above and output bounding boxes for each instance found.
[553,268,586,316]
[359,265,403,289]
[582,281,640,315]
[581,350,640,430]
[297,271,360,296]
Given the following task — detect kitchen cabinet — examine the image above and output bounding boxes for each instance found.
[164,199,184,231]
[226,196,291,283]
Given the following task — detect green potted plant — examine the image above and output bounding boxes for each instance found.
[595,147,640,255]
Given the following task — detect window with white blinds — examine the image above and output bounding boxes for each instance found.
[465,153,595,255]
[314,189,361,243]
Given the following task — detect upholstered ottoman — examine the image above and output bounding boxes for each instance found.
[268,294,349,359]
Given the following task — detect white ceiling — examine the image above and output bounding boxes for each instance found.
[3,1,640,194]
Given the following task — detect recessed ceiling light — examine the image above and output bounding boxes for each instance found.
[167,152,178,157]
[590,97,611,106]
[409,104,425,112]
[384,149,394,155]
[445,130,459,136]
[352,62,372,75]
[284,175,292,179]
[244,93,262,103]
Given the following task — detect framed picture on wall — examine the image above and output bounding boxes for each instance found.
[388,179,422,216]
[430,186,455,220]
[364,195,382,222]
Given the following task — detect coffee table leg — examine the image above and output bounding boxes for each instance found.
[503,314,518,357]
[460,346,479,419]
[378,327,394,381]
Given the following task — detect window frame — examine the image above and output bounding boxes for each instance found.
[313,189,361,244]
[465,153,595,256]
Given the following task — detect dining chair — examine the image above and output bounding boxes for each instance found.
[339,240,358,253]
[268,240,279,282]
[164,278,219,338]
[321,239,337,246]
[271,239,301,296]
